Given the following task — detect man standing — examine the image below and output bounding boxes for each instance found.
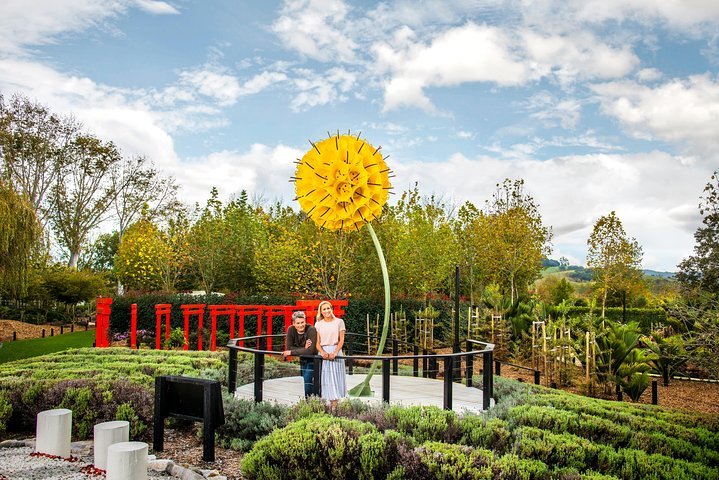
[282,311,318,398]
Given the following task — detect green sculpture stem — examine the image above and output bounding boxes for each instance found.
[348,222,390,397]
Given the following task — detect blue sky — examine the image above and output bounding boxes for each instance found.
[2,0,718,271]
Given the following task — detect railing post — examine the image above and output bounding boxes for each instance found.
[483,350,491,409]
[489,349,493,399]
[652,379,658,405]
[347,336,354,375]
[254,352,264,402]
[534,369,540,385]
[313,357,322,397]
[616,384,623,401]
[422,349,428,378]
[430,354,437,379]
[443,356,453,410]
[465,340,473,389]
[382,358,390,403]
[392,339,398,375]
[228,346,237,393]
[413,345,419,377]
[495,360,501,376]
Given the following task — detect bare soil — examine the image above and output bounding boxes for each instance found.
[0,319,92,342]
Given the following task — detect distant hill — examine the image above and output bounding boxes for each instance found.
[542,259,675,281]
[642,269,675,279]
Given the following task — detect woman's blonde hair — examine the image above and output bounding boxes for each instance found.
[316,300,335,323]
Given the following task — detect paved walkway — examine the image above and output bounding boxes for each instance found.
[234,374,493,413]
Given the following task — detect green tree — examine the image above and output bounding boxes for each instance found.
[0,93,78,226]
[48,134,123,268]
[115,217,167,292]
[454,201,488,304]
[215,192,262,293]
[0,180,42,299]
[677,171,719,296]
[41,266,107,311]
[481,179,552,303]
[586,211,643,317]
[385,186,456,300]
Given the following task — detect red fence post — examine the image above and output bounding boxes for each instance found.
[180,304,206,351]
[207,305,235,351]
[154,304,172,350]
[95,297,112,348]
[131,303,137,349]
[235,305,263,348]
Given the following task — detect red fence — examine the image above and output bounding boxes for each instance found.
[96,299,348,351]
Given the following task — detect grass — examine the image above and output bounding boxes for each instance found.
[0,330,96,363]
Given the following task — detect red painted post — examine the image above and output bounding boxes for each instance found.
[207,305,235,351]
[95,298,113,348]
[180,304,206,351]
[154,304,172,350]
[131,303,137,349]
[235,305,263,347]
[263,306,295,351]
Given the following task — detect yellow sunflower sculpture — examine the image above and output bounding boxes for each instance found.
[293,131,393,397]
[294,133,392,231]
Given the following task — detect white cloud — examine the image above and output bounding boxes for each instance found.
[238,71,288,96]
[379,23,528,112]
[0,0,177,56]
[134,0,179,15]
[177,144,302,206]
[526,92,582,129]
[522,31,639,84]
[591,74,719,157]
[272,0,357,63]
[289,67,357,111]
[571,0,719,29]
[178,68,242,106]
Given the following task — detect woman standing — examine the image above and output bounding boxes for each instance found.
[314,300,347,404]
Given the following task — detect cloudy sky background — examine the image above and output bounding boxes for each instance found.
[2,0,718,271]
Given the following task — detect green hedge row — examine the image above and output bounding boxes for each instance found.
[506,404,719,466]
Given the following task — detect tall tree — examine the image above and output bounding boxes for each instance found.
[482,179,553,303]
[0,180,42,299]
[109,154,179,294]
[0,93,78,225]
[48,134,123,268]
[677,171,719,296]
[586,211,643,317]
[385,186,457,300]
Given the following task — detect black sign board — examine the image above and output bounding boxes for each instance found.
[153,375,225,461]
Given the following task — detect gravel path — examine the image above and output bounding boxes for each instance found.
[0,440,224,480]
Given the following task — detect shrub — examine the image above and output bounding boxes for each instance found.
[241,414,398,480]
[458,415,511,453]
[0,392,12,435]
[216,396,288,452]
[385,405,461,444]
[115,402,147,439]
[399,441,494,480]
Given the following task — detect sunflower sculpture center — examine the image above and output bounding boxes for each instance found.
[294,134,391,232]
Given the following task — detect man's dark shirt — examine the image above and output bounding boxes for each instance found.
[286,325,317,357]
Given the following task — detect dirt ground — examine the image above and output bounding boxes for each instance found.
[0,319,91,342]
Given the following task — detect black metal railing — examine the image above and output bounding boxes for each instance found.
[226,333,495,410]
[494,359,541,385]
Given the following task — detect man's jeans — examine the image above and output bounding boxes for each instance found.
[300,358,314,398]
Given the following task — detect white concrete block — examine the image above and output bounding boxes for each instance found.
[106,441,148,480]
[93,420,130,470]
[35,408,72,457]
